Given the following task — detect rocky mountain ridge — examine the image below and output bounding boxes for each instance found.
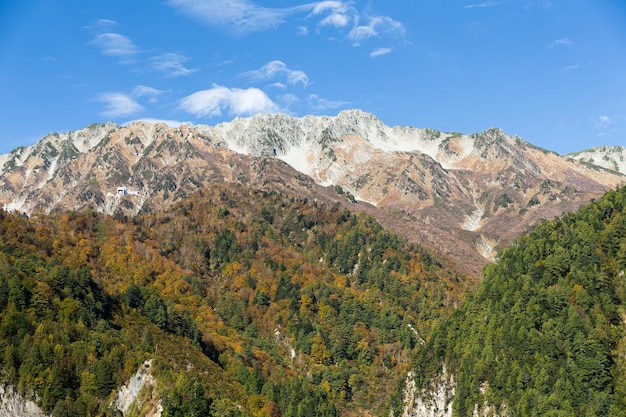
[567,145,626,175]
[1,110,623,276]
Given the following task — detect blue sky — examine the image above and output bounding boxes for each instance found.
[0,1,625,155]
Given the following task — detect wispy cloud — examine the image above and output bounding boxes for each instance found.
[370,47,392,59]
[90,32,139,56]
[179,85,279,117]
[347,16,405,46]
[87,20,198,76]
[320,13,350,27]
[559,63,580,72]
[132,85,170,103]
[86,19,139,61]
[166,0,291,34]
[93,19,118,30]
[151,53,198,77]
[167,0,404,46]
[308,94,348,111]
[310,2,355,28]
[548,37,573,48]
[96,85,170,117]
[278,93,300,106]
[464,1,503,9]
[592,115,614,129]
[96,93,144,118]
[241,60,309,87]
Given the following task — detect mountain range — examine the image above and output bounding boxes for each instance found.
[1,110,626,417]
[0,110,623,276]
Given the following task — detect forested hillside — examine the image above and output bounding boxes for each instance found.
[0,184,467,416]
[412,186,626,416]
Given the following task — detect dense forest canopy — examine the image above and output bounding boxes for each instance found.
[0,184,467,416]
[415,186,626,416]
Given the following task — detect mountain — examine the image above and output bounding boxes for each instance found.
[1,110,623,276]
[401,186,626,416]
[0,183,464,417]
[2,110,626,416]
[567,146,626,175]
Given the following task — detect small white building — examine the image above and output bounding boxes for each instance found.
[116,186,144,196]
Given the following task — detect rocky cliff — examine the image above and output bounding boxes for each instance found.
[0,385,48,417]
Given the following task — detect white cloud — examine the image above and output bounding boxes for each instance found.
[179,85,279,117]
[96,85,168,117]
[132,85,170,103]
[82,19,118,31]
[167,0,404,46]
[559,63,580,72]
[311,2,354,27]
[308,1,347,15]
[320,13,350,27]
[278,94,300,106]
[94,19,118,30]
[90,33,139,56]
[370,47,392,59]
[241,60,309,87]
[151,53,198,77]
[97,93,144,118]
[592,115,614,129]
[549,37,573,47]
[347,16,405,46]
[166,0,291,34]
[464,1,503,9]
[308,94,348,110]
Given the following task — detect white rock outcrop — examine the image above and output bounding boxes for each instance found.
[0,384,48,417]
[398,367,455,417]
[114,359,161,417]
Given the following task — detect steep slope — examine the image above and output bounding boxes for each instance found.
[0,184,465,416]
[0,111,623,276]
[567,145,626,175]
[402,186,626,416]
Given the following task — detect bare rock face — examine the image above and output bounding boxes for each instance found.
[397,369,454,417]
[0,385,48,417]
[1,110,623,277]
[114,359,161,417]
